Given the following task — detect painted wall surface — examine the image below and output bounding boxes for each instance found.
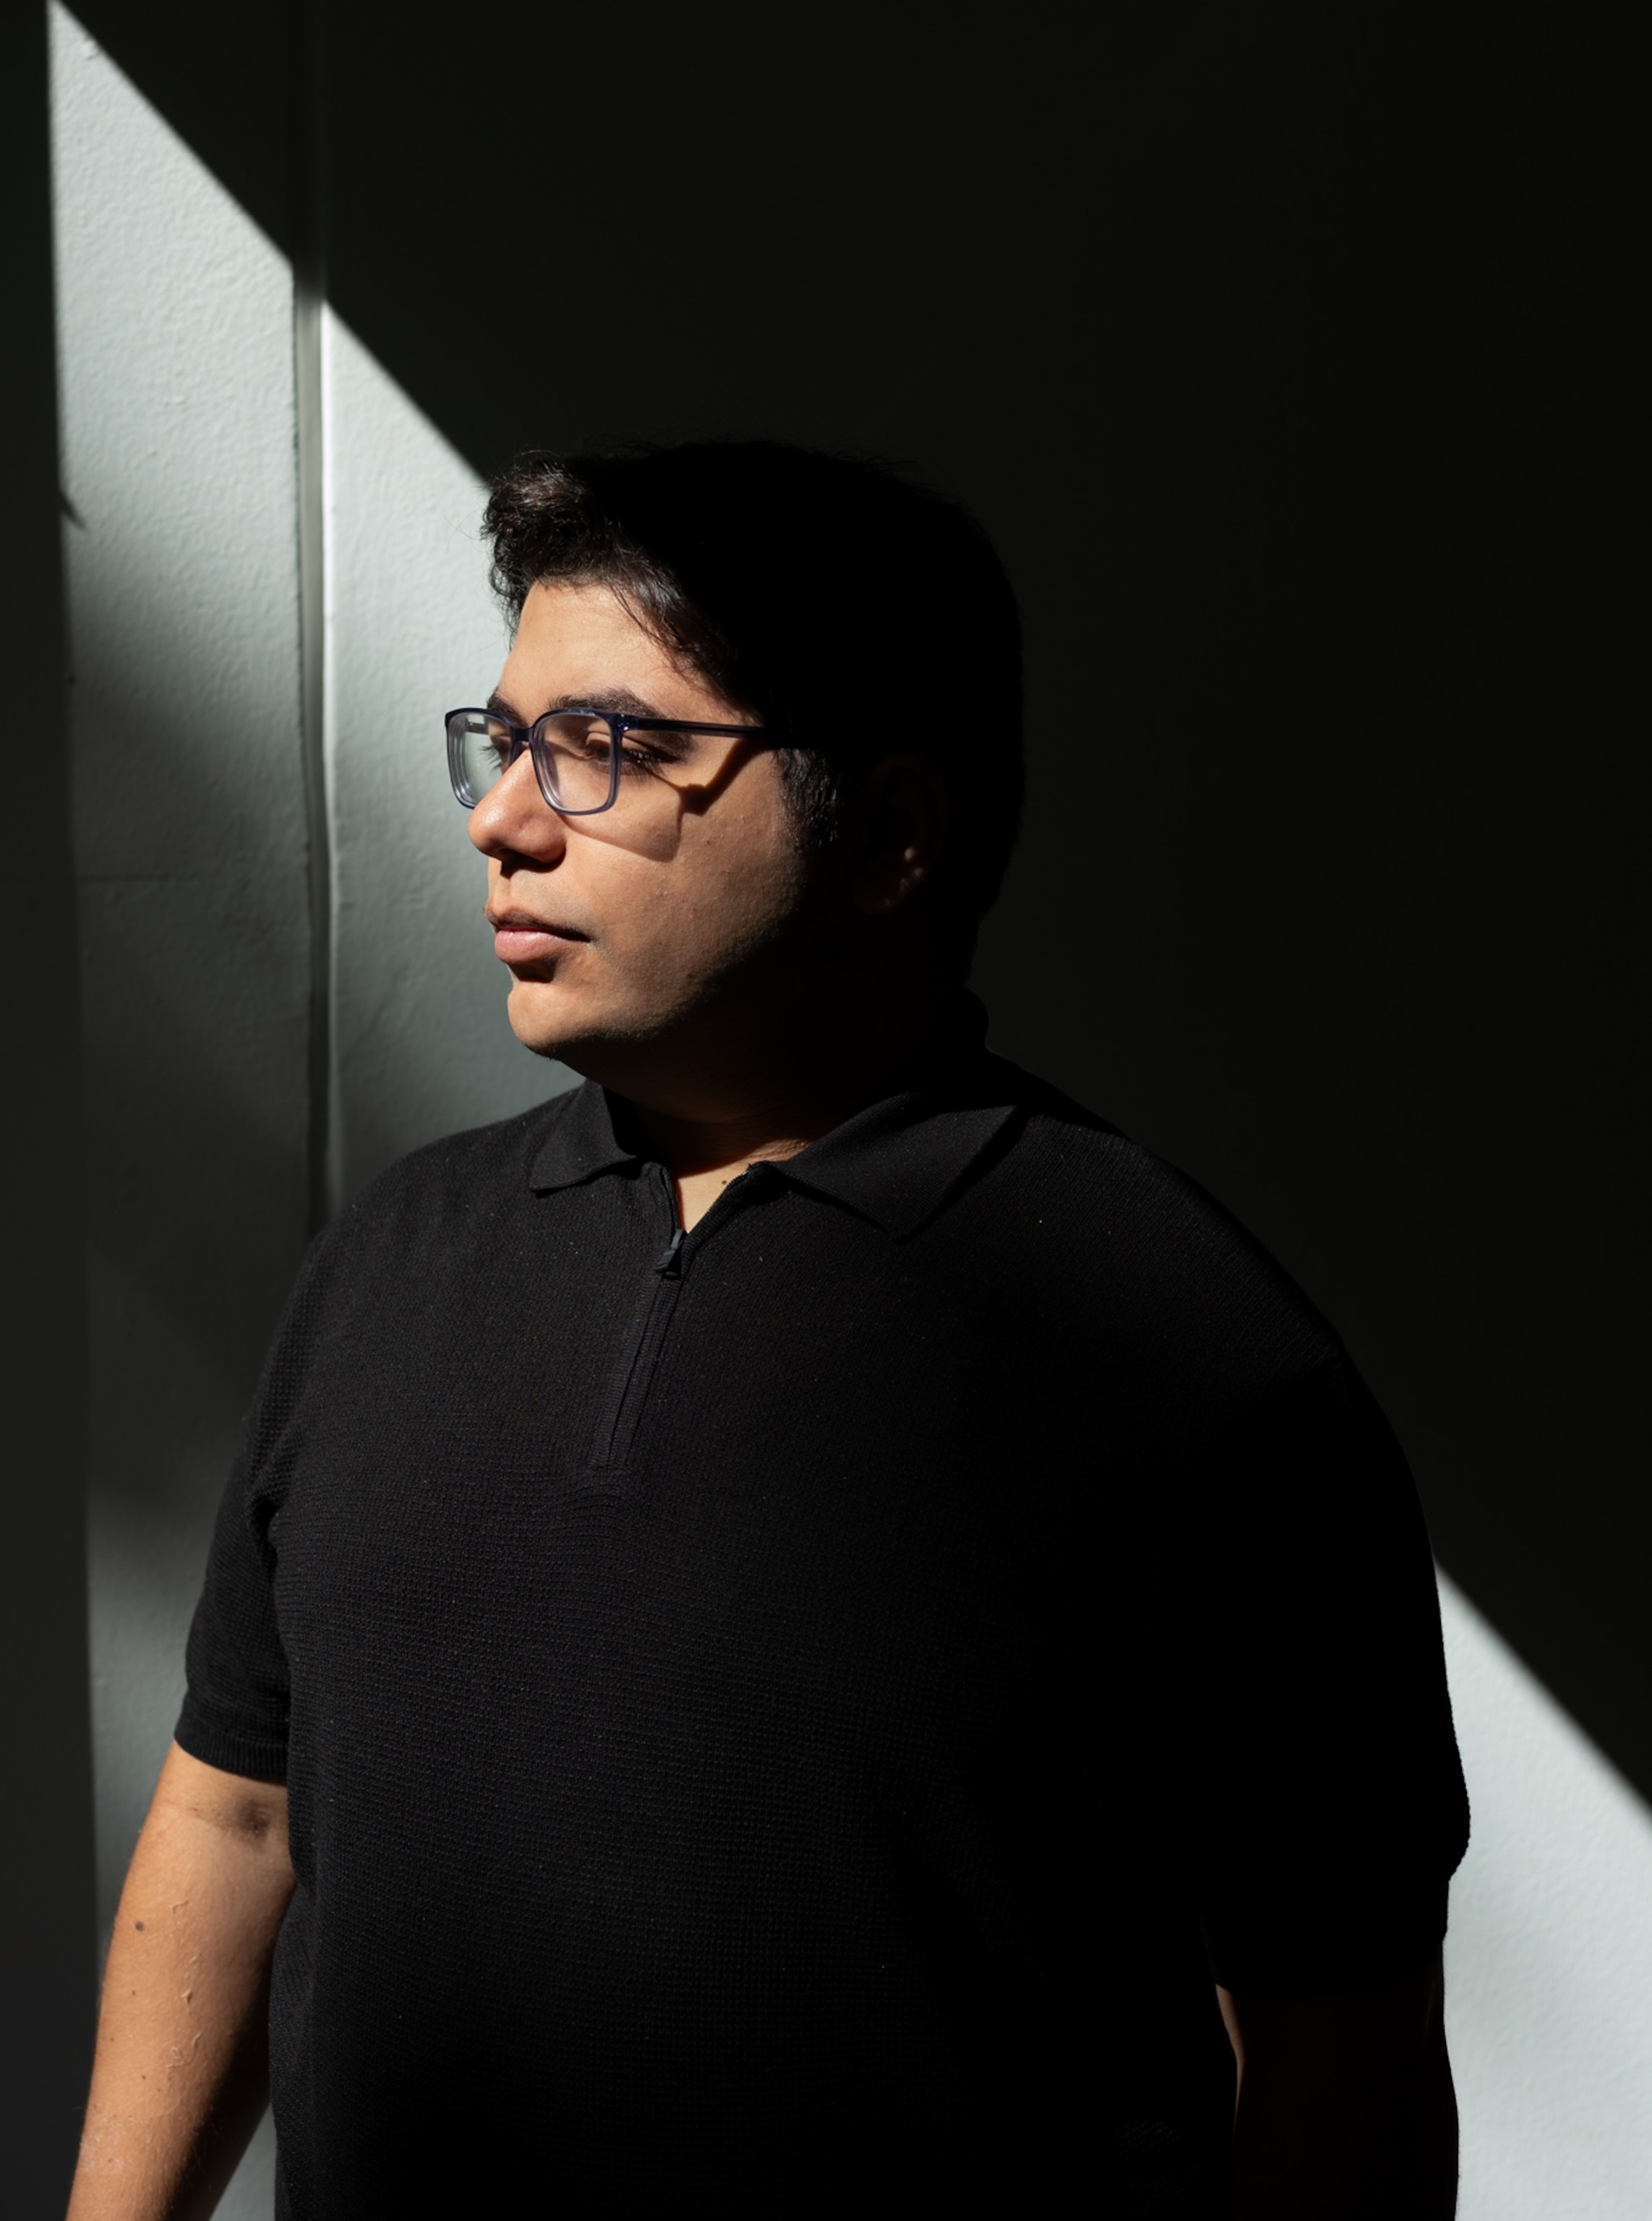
[43,7,1648,2215]
[49,0,309,1956]
[1442,1580,1652,2215]
[48,14,309,2209]
[322,308,572,1206]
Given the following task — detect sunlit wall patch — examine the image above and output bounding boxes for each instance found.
[1440,1575,1652,2217]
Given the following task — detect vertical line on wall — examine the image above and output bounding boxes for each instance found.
[291,0,332,1233]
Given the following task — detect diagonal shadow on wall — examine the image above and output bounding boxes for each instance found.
[57,0,1648,1816]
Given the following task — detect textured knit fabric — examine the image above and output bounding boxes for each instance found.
[178,1019,1468,2217]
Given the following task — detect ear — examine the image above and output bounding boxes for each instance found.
[847,754,951,917]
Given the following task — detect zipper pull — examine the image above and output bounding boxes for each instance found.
[654,1227,685,1277]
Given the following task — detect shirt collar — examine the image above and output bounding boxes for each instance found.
[526,1078,641,1194]
[769,1082,1018,1238]
[526,995,1022,1238]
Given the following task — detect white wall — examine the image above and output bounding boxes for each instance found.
[50,14,307,2209]
[1442,1578,1652,2216]
[51,0,309,1985]
[46,11,1652,2214]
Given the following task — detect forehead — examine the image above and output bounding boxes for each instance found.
[497,581,724,719]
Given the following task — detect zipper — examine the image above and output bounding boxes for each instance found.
[587,1164,765,1472]
[589,1165,685,1471]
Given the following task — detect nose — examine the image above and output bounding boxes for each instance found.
[467,745,569,865]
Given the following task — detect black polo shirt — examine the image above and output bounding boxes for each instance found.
[179,1021,1468,2217]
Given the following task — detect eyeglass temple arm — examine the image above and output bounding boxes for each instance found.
[457,710,769,743]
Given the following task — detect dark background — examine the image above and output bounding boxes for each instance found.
[2,2,95,2207]
[4,0,1638,2201]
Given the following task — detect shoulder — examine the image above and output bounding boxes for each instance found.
[309,1084,588,1277]
[240,1087,589,1428]
[975,1056,1345,1391]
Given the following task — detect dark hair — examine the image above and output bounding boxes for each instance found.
[483,441,1022,957]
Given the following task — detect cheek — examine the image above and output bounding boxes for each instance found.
[677,792,809,948]
[601,774,805,955]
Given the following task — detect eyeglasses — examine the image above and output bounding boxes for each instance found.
[445,706,771,817]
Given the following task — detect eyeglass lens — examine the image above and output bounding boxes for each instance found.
[449,711,619,813]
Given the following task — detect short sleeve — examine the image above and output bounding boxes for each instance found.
[1179,1356,1470,1997]
[173,1229,338,1783]
[175,1437,290,1781]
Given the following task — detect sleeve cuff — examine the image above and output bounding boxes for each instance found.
[174,1692,289,1785]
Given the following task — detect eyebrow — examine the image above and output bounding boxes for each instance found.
[485,686,670,724]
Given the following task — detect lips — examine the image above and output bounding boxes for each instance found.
[487,912,591,966]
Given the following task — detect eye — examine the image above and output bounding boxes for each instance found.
[618,729,690,776]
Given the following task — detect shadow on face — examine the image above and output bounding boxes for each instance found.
[466,581,812,1064]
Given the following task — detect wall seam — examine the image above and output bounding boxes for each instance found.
[292,0,330,1233]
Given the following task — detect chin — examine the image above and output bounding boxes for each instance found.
[505,976,588,1061]
[507,971,707,1083]
[505,976,640,1066]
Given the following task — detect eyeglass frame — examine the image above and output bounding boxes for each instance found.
[445,704,773,817]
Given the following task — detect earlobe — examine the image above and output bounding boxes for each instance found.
[848,756,949,918]
[853,872,915,916]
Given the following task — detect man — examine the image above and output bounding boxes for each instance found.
[67,443,1468,2219]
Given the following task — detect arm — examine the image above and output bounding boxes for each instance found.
[66,1742,295,2221]
[1218,1953,1458,2220]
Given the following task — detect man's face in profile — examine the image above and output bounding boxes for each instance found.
[471,581,811,1074]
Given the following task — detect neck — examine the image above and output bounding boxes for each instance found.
[608,980,962,1229]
